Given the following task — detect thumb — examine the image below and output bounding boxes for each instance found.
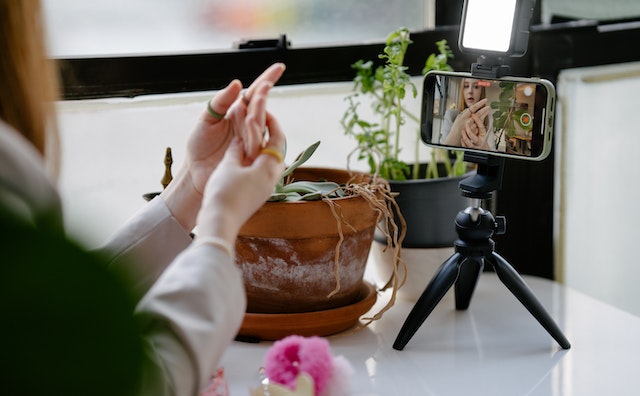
[204,79,243,123]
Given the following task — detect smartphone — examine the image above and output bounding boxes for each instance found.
[421,70,555,161]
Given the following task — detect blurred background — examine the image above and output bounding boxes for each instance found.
[43,0,430,56]
[44,0,640,56]
[44,0,640,318]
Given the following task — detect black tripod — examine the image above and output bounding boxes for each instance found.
[392,153,571,351]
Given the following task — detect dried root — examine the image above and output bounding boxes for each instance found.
[323,175,406,331]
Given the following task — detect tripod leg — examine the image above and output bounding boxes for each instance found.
[393,253,461,350]
[454,256,484,310]
[489,252,571,349]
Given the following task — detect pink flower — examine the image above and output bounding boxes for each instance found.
[320,356,354,396]
[264,335,333,395]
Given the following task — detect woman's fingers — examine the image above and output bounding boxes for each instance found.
[258,113,286,163]
[460,121,473,147]
[241,63,286,106]
[475,105,491,122]
[255,114,286,181]
[264,112,285,151]
[204,79,243,124]
[244,81,273,159]
[468,98,488,114]
[232,63,286,158]
[471,113,487,136]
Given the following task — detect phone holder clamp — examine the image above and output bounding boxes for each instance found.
[471,55,511,78]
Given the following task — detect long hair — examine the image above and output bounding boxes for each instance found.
[457,78,486,111]
[0,0,60,177]
[457,78,490,131]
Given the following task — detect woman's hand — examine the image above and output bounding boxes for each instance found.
[185,63,286,194]
[195,85,286,245]
[460,105,491,150]
[161,63,286,232]
[444,98,489,147]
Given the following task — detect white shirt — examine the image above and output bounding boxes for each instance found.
[0,120,246,396]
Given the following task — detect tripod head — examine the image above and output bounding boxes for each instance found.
[459,152,505,200]
[456,152,507,243]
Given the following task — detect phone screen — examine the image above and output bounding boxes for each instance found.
[421,71,554,161]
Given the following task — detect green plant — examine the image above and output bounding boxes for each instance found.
[342,27,466,181]
[268,141,345,202]
[490,81,533,152]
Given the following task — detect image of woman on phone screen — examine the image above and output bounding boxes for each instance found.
[441,78,495,151]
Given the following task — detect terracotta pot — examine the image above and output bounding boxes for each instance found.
[235,167,382,314]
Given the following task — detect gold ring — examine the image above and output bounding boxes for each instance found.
[207,101,226,120]
[260,147,283,163]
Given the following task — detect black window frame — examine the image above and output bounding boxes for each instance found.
[58,26,473,100]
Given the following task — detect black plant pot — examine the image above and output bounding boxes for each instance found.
[375,167,471,248]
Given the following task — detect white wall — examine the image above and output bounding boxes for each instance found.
[57,79,429,248]
[555,61,640,317]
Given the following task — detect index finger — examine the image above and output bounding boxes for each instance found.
[475,105,491,121]
[242,63,286,104]
[243,81,272,159]
[468,98,488,114]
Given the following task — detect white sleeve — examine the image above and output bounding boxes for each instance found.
[100,197,247,395]
[135,243,246,396]
[98,197,194,298]
[440,109,460,144]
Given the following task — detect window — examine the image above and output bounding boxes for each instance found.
[44,0,433,57]
[48,0,640,101]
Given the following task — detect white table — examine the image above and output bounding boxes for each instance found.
[220,274,640,395]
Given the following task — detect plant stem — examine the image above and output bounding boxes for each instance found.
[382,111,391,158]
[369,90,420,123]
[413,129,420,179]
[393,93,402,161]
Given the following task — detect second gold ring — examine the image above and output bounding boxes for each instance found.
[260,147,283,163]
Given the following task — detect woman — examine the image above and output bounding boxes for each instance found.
[441,77,495,151]
[0,1,286,394]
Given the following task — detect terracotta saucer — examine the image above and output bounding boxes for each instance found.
[237,282,377,341]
